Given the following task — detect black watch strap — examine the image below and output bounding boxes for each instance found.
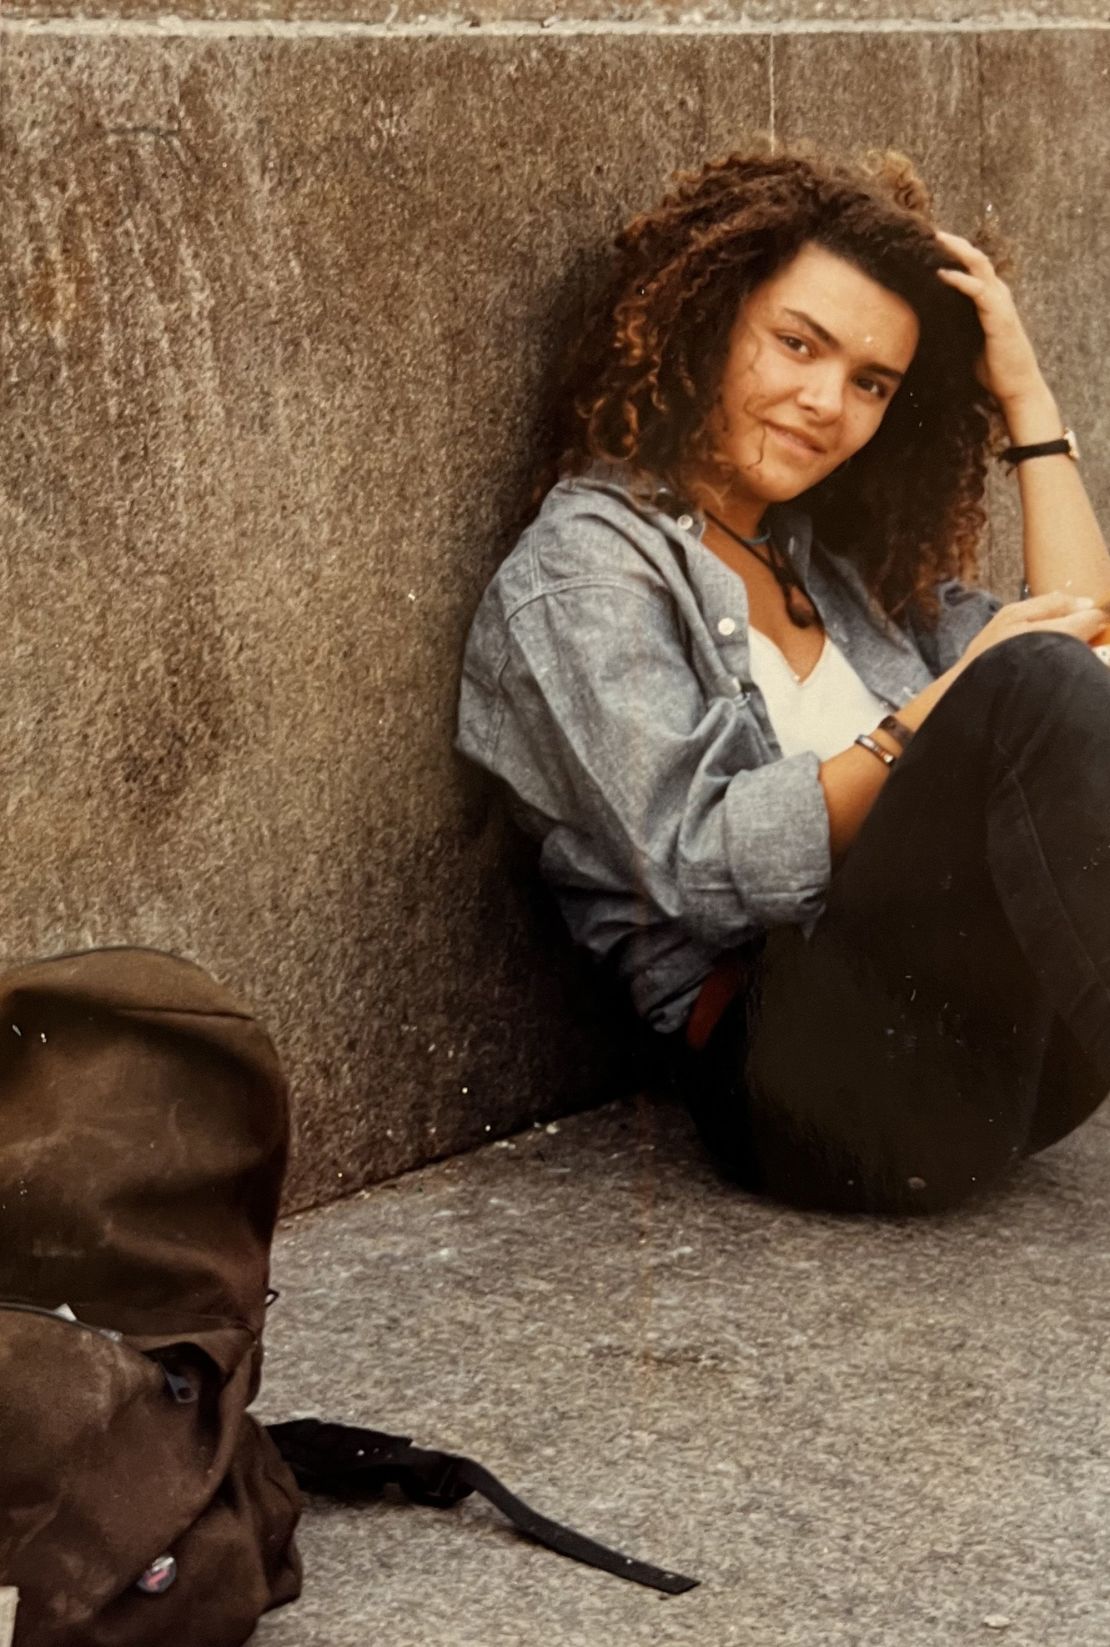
[1000,428,1079,466]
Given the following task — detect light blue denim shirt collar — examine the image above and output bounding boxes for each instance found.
[572,460,925,709]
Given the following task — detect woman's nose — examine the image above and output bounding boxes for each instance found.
[795,366,845,420]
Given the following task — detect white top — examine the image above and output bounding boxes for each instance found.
[748,628,888,761]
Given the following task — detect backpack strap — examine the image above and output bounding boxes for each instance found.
[267,1419,698,1596]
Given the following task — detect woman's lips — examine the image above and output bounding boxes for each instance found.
[765,422,825,458]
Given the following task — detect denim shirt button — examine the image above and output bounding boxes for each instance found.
[718,617,736,637]
[676,513,694,531]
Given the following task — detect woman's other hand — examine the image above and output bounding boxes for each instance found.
[820,593,1103,862]
[955,591,1107,676]
[934,229,1045,411]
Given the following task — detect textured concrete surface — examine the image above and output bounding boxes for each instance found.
[2,26,1108,1206]
[0,35,767,1207]
[770,28,980,189]
[254,1096,1110,1646]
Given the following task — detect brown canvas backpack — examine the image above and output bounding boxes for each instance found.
[0,947,302,1647]
[0,947,695,1647]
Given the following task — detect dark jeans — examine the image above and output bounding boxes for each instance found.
[674,631,1110,1215]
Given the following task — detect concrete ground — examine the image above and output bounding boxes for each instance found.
[254,1094,1110,1647]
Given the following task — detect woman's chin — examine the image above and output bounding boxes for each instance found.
[711,454,829,511]
[751,471,818,507]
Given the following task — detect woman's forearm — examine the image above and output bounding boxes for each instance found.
[1003,380,1110,601]
[818,668,962,860]
[932,237,1109,600]
[818,580,1107,861]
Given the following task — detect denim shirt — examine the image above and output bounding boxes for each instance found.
[456,466,1002,1032]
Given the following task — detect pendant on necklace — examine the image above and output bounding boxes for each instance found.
[784,586,817,629]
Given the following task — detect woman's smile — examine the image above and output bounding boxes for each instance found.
[763,421,828,459]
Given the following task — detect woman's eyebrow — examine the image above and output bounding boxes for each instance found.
[780,307,906,383]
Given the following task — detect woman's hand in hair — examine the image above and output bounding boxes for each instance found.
[936,227,1110,604]
[933,229,1045,411]
[955,591,1107,675]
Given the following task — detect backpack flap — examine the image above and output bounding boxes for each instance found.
[0,948,290,1341]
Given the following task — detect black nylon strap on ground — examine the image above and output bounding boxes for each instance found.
[268,1418,699,1596]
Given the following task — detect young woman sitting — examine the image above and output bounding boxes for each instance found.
[456,147,1110,1216]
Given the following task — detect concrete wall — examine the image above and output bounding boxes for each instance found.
[2,15,1107,1209]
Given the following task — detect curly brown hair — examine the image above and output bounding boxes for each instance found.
[556,145,1006,623]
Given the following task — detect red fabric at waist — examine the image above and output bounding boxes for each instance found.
[685,951,752,1052]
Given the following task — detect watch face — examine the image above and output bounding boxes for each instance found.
[1066,427,1081,461]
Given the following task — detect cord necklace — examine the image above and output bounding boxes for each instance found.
[703,510,819,630]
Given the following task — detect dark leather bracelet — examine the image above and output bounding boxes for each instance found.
[855,733,896,769]
[878,713,915,751]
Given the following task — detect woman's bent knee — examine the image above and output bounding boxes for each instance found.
[961,628,1108,700]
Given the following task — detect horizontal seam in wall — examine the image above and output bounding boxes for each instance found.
[2,14,1110,38]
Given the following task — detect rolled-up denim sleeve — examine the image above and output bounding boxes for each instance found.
[719,754,830,927]
[491,581,831,946]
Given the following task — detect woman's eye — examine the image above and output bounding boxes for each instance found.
[856,376,888,401]
[780,334,812,355]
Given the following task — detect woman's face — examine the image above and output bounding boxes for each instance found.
[702,242,921,516]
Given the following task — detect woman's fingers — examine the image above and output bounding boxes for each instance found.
[933,227,1044,404]
[936,267,988,298]
[959,593,1105,672]
[1027,608,1107,641]
[935,228,997,276]
[1011,590,1096,620]
[995,591,1105,644]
